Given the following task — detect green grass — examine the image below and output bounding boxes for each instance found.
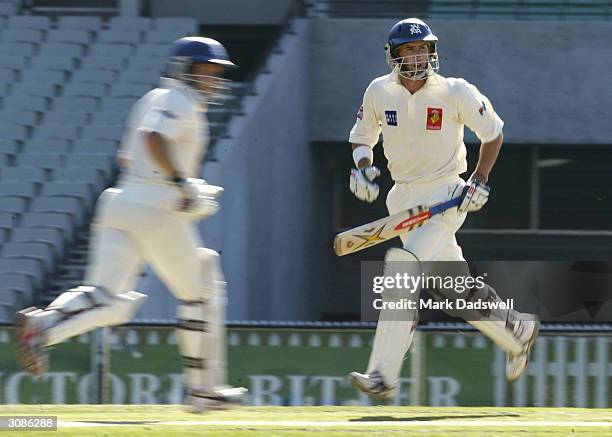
[0,405,610,437]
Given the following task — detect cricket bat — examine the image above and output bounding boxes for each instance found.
[333,195,463,256]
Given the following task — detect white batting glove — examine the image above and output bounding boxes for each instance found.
[350,166,380,203]
[172,177,221,219]
[458,174,490,213]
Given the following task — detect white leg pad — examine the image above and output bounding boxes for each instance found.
[177,248,227,393]
[367,248,420,387]
[467,284,523,354]
[33,286,147,347]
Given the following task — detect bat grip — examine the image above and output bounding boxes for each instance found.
[429,195,463,216]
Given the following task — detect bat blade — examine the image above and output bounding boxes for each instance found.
[333,196,462,256]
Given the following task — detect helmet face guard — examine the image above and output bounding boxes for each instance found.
[386,18,439,81]
[386,42,439,81]
[166,56,232,104]
[182,71,231,103]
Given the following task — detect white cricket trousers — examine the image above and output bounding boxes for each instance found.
[366,174,467,389]
[386,174,467,262]
[86,181,203,300]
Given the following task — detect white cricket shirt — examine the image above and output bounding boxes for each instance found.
[119,77,208,182]
[349,73,503,184]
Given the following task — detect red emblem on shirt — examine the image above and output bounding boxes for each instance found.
[426,107,443,130]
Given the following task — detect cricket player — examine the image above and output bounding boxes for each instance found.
[347,19,540,400]
[14,37,246,411]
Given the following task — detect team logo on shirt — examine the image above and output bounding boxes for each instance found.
[385,110,398,126]
[426,107,443,130]
[356,105,363,120]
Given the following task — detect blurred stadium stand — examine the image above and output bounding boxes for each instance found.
[305,0,612,19]
[0,0,264,321]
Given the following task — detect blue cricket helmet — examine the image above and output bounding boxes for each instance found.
[385,18,439,80]
[168,36,236,67]
[164,36,236,102]
[387,18,437,56]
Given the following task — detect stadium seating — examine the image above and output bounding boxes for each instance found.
[3,109,38,126]
[108,16,152,31]
[46,29,91,45]
[0,41,36,56]
[2,241,56,272]
[72,69,116,85]
[41,42,84,57]
[0,54,28,69]
[7,15,50,30]
[0,3,18,18]
[30,55,76,71]
[56,16,102,31]
[0,273,33,306]
[1,28,44,44]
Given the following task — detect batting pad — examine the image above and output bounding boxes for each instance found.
[367,248,420,388]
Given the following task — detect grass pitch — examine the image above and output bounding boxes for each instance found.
[0,405,610,436]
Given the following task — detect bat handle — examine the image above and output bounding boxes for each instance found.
[429,195,463,216]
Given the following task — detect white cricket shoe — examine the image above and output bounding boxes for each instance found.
[348,370,395,402]
[506,317,540,382]
[185,386,248,413]
[14,307,48,376]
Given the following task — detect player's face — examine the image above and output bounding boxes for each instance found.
[186,62,230,103]
[396,41,431,77]
[192,63,225,93]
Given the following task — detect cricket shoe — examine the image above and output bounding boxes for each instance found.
[14,307,48,376]
[185,386,248,413]
[506,316,540,382]
[348,370,395,402]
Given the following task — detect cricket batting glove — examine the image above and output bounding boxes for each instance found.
[350,166,380,203]
[458,173,490,213]
[173,176,199,211]
[171,177,218,218]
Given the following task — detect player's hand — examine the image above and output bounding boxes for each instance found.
[458,173,490,213]
[173,176,200,212]
[350,166,380,203]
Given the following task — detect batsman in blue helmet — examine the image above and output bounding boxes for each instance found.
[347,18,540,401]
[385,17,439,81]
[15,36,247,412]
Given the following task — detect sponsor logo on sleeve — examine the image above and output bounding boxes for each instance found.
[478,101,487,115]
[356,105,363,120]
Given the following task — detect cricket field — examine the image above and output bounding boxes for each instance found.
[0,405,611,436]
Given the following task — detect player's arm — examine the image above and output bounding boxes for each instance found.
[116,153,131,169]
[473,131,503,183]
[351,143,372,169]
[138,100,199,210]
[144,131,198,211]
[457,82,504,212]
[348,86,382,203]
[145,131,179,178]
